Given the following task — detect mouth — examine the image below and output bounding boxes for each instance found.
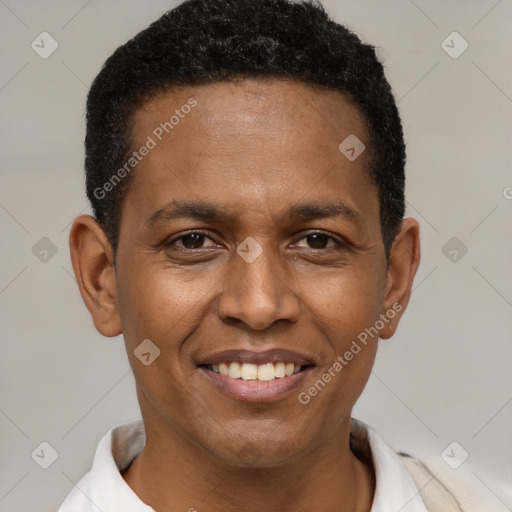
[196,349,317,402]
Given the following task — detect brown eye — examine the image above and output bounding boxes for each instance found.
[178,233,206,249]
[305,233,331,249]
[295,232,340,250]
[166,231,217,250]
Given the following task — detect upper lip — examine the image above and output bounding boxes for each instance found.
[197,348,317,367]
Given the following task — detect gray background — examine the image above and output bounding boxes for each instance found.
[0,1,511,511]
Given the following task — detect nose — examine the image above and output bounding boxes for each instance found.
[217,243,301,331]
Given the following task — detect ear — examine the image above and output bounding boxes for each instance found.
[69,214,122,337]
[379,217,421,340]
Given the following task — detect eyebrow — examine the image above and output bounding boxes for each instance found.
[147,200,361,227]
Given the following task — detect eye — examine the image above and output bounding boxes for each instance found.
[164,230,346,252]
[165,231,217,250]
[294,232,343,250]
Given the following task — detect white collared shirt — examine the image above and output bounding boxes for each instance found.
[58,419,429,512]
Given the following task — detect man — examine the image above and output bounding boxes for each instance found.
[59,0,478,510]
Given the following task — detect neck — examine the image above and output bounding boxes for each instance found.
[121,417,375,512]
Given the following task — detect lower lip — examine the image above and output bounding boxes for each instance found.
[199,366,315,403]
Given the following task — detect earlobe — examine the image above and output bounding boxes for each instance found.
[69,215,122,337]
[380,217,421,340]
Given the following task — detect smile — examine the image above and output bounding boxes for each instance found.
[196,348,317,401]
[199,364,315,403]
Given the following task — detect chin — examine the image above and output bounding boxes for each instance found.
[204,430,310,469]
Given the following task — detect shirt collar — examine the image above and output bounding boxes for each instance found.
[88,420,153,511]
[350,419,428,512]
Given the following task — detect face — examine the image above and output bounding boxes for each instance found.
[78,79,416,467]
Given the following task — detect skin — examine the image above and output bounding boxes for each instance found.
[70,79,420,512]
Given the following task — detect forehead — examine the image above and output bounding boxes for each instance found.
[124,79,377,229]
[133,79,368,149]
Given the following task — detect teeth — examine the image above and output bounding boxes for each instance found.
[228,362,241,379]
[275,362,286,378]
[240,363,258,380]
[258,363,275,381]
[209,362,303,381]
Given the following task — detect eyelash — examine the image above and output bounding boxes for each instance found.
[164,230,347,251]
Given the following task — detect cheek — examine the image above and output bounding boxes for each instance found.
[115,266,202,418]
[304,266,385,347]
[117,261,210,342]
[298,266,383,404]
[115,264,214,399]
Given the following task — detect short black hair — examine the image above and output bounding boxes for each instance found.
[85,0,406,259]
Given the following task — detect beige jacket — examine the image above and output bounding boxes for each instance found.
[400,455,464,511]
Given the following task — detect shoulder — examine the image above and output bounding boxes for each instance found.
[57,420,149,512]
[398,452,510,512]
[350,418,507,512]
